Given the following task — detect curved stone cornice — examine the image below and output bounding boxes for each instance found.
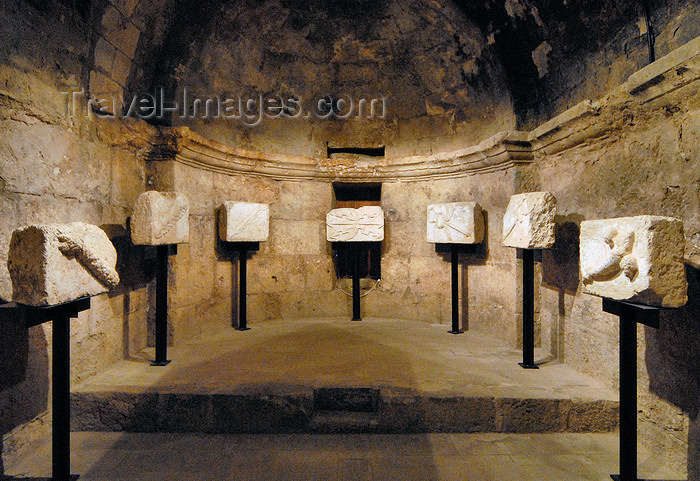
[153,127,533,182]
[147,36,699,182]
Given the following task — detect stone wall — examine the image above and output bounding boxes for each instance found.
[528,0,700,127]
[520,39,700,477]
[0,0,155,461]
[1,0,698,478]
[142,33,700,475]
[462,0,700,129]
[149,159,523,342]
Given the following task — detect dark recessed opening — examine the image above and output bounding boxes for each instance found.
[327,146,385,158]
[331,242,381,279]
[332,183,382,280]
[333,183,382,203]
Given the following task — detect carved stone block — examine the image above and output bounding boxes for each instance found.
[580,216,687,307]
[8,223,120,306]
[502,192,556,249]
[219,202,270,242]
[327,206,384,242]
[131,191,189,245]
[426,202,484,244]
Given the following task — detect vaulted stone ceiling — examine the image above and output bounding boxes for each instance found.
[136,0,697,121]
[124,0,693,157]
[20,0,698,156]
[150,0,516,157]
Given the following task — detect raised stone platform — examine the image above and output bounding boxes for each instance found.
[71,319,618,434]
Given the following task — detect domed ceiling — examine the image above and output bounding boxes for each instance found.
[153,0,515,158]
[131,0,698,158]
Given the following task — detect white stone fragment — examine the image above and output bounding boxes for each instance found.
[327,206,384,242]
[580,216,687,308]
[8,223,120,306]
[502,192,557,248]
[426,202,484,244]
[219,202,270,242]
[131,191,189,245]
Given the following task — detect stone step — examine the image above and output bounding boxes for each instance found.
[70,389,618,434]
[69,320,620,436]
[313,387,380,413]
[308,411,380,433]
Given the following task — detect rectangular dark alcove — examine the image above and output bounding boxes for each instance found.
[332,183,382,280]
[327,145,385,158]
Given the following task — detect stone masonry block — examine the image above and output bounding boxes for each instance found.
[8,223,120,306]
[327,206,384,242]
[426,202,484,244]
[580,215,687,307]
[502,192,556,249]
[94,38,116,72]
[111,50,132,86]
[219,202,269,242]
[131,191,190,245]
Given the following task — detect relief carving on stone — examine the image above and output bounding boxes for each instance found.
[55,227,121,288]
[8,223,120,306]
[502,191,557,249]
[326,206,384,242]
[581,226,637,284]
[580,216,687,308]
[219,202,270,242]
[154,204,189,240]
[426,202,484,244]
[131,191,190,245]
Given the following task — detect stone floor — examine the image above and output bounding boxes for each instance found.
[2,432,685,480]
[2,319,686,479]
[76,317,617,399]
[70,318,619,433]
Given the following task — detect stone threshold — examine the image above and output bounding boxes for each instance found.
[71,388,617,435]
[70,319,619,436]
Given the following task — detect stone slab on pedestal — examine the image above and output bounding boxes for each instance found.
[131,191,190,245]
[219,202,270,242]
[580,215,687,308]
[8,223,120,306]
[327,206,384,242]
[502,192,556,249]
[426,202,484,244]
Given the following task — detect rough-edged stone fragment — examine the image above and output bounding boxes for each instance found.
[327,206,384,242]
[427,202,484,244]
[219,202,270,242]
[580,216,687,307]
[8,223,120,306]
[131,191,189,245]
[502,192,556,248]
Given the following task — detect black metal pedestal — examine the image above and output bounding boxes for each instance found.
[603,298,660,481]
[53,312,73,481]
[448,244,464,334]
[351,243,361,321]
[519,249,538,369]
[0,297,90,481]
[224,242,259,331]
[236,246,250,331]
[152,244,176,366]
